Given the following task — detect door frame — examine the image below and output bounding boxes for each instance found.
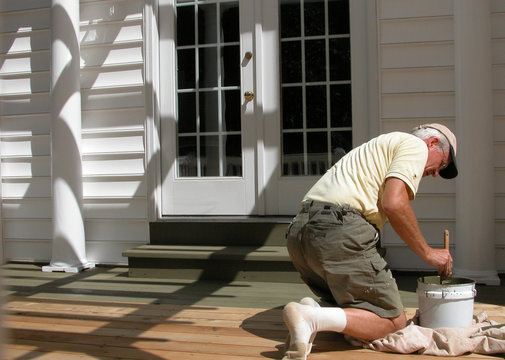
[146,0,379,219]
[158,0,258,216]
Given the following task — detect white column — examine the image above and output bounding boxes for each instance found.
[453,0,498,285]
[42,0,94,273]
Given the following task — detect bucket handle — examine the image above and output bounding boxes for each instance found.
[422,289,477,300]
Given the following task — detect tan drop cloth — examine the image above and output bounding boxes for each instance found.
[346,312,505,356]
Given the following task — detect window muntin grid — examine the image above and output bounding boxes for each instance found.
[280,0,352,176]
[175,0,242,177]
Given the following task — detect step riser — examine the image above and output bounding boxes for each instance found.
[150,222,290,246]
[125,221,298,282]
[127,258,300,283]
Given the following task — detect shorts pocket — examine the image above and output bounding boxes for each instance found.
[370,256,388,273]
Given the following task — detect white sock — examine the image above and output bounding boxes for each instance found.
[299,297,320,308]
[283,302,347,359]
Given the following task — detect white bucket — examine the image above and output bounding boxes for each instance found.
[417,276,477,328]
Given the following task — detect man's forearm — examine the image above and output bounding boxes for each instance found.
[381,177,431,261]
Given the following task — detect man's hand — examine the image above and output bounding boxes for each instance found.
[425,247,453,277]
[382,177,452,275]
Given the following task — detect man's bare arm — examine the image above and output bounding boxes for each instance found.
[381,177,452,275]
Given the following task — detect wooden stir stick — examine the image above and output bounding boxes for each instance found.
[441,229,452,283]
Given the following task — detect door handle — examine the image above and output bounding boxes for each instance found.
[244,91,255,102]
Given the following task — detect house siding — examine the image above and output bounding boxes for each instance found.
[492,0,505,271]
[0,0,503,271]
[0,0,148,264]
[378,0,505,272]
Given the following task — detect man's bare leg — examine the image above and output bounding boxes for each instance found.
[343,308,406,340]
[282,302,407,360]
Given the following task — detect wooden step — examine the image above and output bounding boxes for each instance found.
[122,244,299,282]
[149,220,290,246]
[122,244,290,261]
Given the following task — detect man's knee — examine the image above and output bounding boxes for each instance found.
[391,312,407,331]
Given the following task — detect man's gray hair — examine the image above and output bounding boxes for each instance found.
[411,127,450,153]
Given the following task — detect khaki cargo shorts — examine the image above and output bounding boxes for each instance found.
[286,201,404,318]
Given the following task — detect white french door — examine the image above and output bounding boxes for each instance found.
[160,0,368,216]
[161,0,257,215]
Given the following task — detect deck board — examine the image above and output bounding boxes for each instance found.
[3,295,503,360]
[2,263,504,359]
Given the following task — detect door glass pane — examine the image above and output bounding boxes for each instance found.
[224,134,242,176]
[307,131,328,175]
[304,0,325,36]
[177,5,195,46]
[328,0,349,35]
[200,135,220,176]
[222,90,241,131]
[200,91,219,132]
[282,132,304,175]
[329,37,350,81]
[305,39,326,82]
[280,0,352,176]
[177,49,195,89]
[306,85,326,128]
[178,136,197,176]
[178,92,196,133]
[198,4,217,44]
[280,0,301,38]
[175,0,242,177]
[222,45,240,86]
[281,41,302,83]
[199,47,218,88]
[282,86,303,129]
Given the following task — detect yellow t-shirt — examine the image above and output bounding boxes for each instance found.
[303,132,427,230]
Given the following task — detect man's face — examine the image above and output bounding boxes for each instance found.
[423,137,450,177]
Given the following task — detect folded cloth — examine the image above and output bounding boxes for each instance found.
[346,312,505,356]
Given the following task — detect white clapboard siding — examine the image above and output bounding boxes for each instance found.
[494,39,505,64]
[0,1,52,261]
[79,0,147,264]
[377,0,457,269]
[81,43,143,68]
[81,86,145,110]
[381,67,454,94]
[0,7,50,33]
[0,71,49,95]
[1,156,51,178]
[2,177,51,198]
[82,107,144,132]
[83,154,144,176]
[378,0,453,19]
[495,91,505,116]
[492,0,505,267]
[2,198,52,219]
[381,42,454,69]
[0,30,50,54]
[0,93,51,115]
[0,51,50,75]
[492,11,505,37]
[380,17,453,44]
[0,0,148,265]
[378,0,505,271]
[80,23,143,46]
[381,118,455,139]
[492,0,505,13]
[493,65,505,89]
[381,92,454,119]
[83,198,147,219]
[3,240,52,263]
[496,143,505,167]
[0,1,50,12]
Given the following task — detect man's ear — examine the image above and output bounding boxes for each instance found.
[429,136,440,148]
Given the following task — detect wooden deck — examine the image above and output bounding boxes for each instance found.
[2,263,505,359]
